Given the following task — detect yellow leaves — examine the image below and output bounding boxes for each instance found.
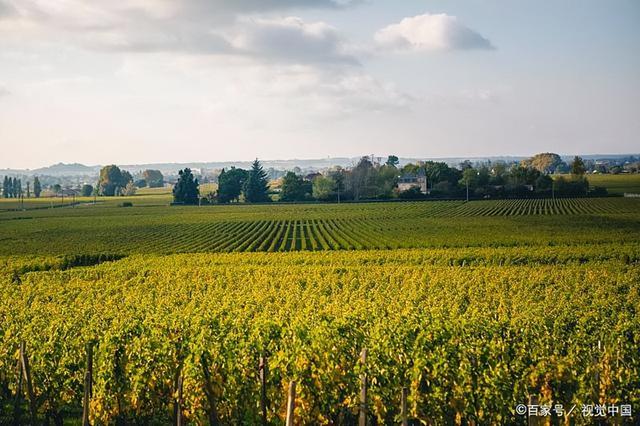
[1,245,639,423]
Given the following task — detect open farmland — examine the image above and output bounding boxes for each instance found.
[0,198,639,255]
[1,197,639,424]
[583,173,640,195]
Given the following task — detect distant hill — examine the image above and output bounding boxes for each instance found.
[1,154,637,178]
[32,162,101,176]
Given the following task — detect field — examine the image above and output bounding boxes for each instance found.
[583,173,640,195]
[1,197,639,424]
[1,198,639,256]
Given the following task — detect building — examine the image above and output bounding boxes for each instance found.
[397,170,428,194]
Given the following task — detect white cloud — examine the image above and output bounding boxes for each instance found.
[0,1,360,63]
[0,86,10,97]
[375,13,493,53]
[230,17,357,64]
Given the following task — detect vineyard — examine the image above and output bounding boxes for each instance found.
[1,197,639,255]
[1,245,639,424]
[1,197,639,424]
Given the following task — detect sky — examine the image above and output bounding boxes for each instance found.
[0,0,639,169]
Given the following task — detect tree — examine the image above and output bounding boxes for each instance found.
[217,167,248,203]
[347,157,375,201]
[280,172,312,202]
[386,155,399,168]
[81,184,94,197]
[462,168,479,188]
[123,181,137,196]
[142,169,164,188]
[399,186,424,199]
[12,178,21,198]
[330,169,346,202]
[373,165,398,199]
[173,168,199,204]
[312,175,335,201]
[535,175,553,192]
[523,153,565,174]
[52,184,62,194]
[571,156,587,176]
[33,176,41,198]
[555,176,589,196]
[98,165,132,196]
[244,159,270,203]
[2,176,9,198]
[26,182,30,198]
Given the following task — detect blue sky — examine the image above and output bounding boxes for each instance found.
[0,0,638,169]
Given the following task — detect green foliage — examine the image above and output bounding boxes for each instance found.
[522,152,566,173]
[172,168,199,205]
[142,169,164,188]
[571,156,587,176]
[33,176,42,198]
[1,246,638,424]
[555,176,589,196]
[81,184,94,197]
[280,172,312,202]
[98,165,132,196]
[217,167,248,203]
[0,177,25,199]
[386,155,399,167]
[2,176,9,198]
[244,159,270,203]
[312,175,336,201]
[1,198,639,255]
[399,186,424,199]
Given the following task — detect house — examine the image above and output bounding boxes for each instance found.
[397,170,428,194]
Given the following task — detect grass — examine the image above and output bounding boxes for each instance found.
[585,173,640,194]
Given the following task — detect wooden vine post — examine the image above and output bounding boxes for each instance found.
[201,354,220,426]
[173,366,184,426]
[401,387,408,426]
[82,343,94,426]
[259,355,268,426]
[13,355,23,426]
[285,380,296,426]
[359,348,367,426]
[19,342,37,425]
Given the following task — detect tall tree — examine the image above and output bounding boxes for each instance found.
[280,172,312,202]
[173,168,199,204]
[98,165,131,196]
[142,169,164,188]
[33,176,42,198]
[329,169,345,202]
[217,167,248,203]
[244,159,270,203]
[385,155,399,168]
[81,184,94,197]
[2,176,9,198]
[522,152,565,174]
[571,156,587,176]
[26,182,30,198]
[12,178,21,198]
[312,175,336,201]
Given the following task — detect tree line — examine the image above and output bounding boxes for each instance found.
[0,153,607,204]
[171,153,604,206]
[2,176,41,199]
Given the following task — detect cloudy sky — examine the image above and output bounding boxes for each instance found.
[0,0,638,169]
